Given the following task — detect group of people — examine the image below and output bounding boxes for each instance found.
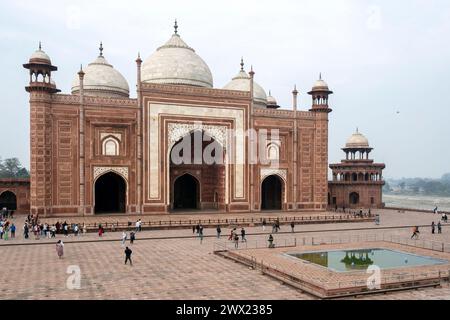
[23,215,88,240]
[1,207,13,219]
[0,216,16,240]
[227,227,247,248]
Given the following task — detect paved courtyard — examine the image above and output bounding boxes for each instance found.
[1,209,450,300]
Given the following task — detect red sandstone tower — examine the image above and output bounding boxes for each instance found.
[23,43,59,216]
[307,74,333,209]
[328,130,385,209]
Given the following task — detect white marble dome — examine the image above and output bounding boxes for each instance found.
[267,91,277,106]
[312,79,329,90]
[71,51,130,98]
[223,63,267,107]
[345,130,370,148]
[141,31,213,88]
[30,49,51,63]
[29,43,52,64]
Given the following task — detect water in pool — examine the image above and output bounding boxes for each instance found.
[289,248,447,272]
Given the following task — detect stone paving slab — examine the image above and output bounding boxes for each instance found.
[1,209,450,300]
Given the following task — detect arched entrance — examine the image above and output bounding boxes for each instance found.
[0,191,17,210]
[349,192,359,206]
[169,130,225,211]
[94,172,126,214]
[261,175,283,210]
[173,174,199,210]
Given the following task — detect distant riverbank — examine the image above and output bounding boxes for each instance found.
[383,194,450,212]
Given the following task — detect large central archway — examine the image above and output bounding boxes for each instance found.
[169,130,225,211]
[94,172,126,214]
[173,174,199,210]
[261,175,283,210]
[0,191,17,210]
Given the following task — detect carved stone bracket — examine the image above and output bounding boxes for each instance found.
[260,168,287,182]
[168,122,227,149]
[93,166,129,181]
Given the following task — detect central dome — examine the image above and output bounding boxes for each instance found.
[141,24,213,88]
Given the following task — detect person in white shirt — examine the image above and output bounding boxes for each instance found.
[121,231,127,246]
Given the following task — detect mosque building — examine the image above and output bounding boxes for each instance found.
[0,22,385,216]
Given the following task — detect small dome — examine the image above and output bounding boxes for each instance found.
[71,46,129,98]
[266,91,279,108]
[29,43,51,64]
[309,73,333,94]
[223,61,267,107]
[141,24,213,88]
[312,79,329,90]
[345,130,370,148]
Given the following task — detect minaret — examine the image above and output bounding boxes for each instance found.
[23,43,59,216]
[136,52,143,213]
[307,74,333,209]
[248,64,255,212]
[78,64,85,215]
[292,85,298,207]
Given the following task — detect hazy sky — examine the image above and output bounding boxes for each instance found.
[1,0,449,179]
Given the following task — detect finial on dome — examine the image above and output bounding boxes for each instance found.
[319,72,322,80]
[38,41,42,50]
[99,42,104,56]
[240,57,244,71]
[292,84,298,94]
[269,90,271,96]
[174,19,178,34]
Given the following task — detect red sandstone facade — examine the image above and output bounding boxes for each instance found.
[20,30,334,217]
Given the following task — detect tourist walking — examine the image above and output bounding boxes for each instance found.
[216,225,221,239]
[56,240,64,259]
[98,225,104,237]
[228,228,236,241]
[434,206,438,214]
[130,231,136,244]
[291,221,295,233]
[135,220,140,232]
[0,224,3,240]
[192,225,196,234]
[121,231,127,246]
[3,225,9,240]
[262,219,267,231]
[241,228,246,242]
[411,226,420,239]
[63,224,69,237]
[432,222,435,234]
[124,247,132,266]
[82,223,87,236]
[10,223,15,239]
[199,227,204,244]
[234,234,239,249]
[268,234,274,248]
[23,223,29,239]
[438,221,442,234]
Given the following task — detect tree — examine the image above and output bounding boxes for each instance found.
[0,158,29,178]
